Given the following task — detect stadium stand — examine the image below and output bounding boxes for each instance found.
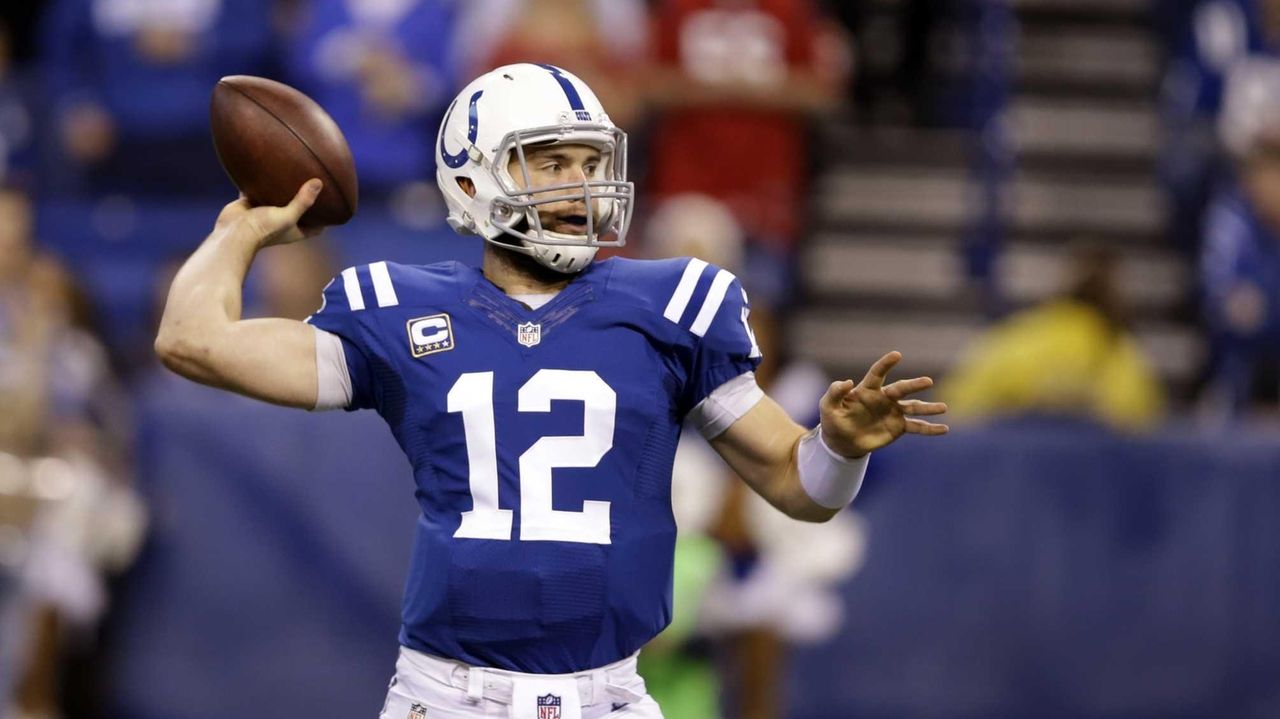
[794,0,1203,399]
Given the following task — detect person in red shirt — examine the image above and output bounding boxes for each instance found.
[647,0,845,264]
[471,0,649,130]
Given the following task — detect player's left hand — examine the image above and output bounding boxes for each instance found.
[819,351,948,458]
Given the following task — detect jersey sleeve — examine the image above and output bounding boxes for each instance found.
[664,260,764,414]
[305,267,379,411]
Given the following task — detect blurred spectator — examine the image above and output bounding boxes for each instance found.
[283,0,457,198]
[645,194,865,719]
[40,0,274,195]
[1158,0,1280,119]
[640,194,747,711]
[0,20,37,188]
[644,435,725,719]
[644,193,745,272]
[697,301,865,719]
[1219,55,1280,157]
[0,186,144,719]
[640,195,744,718]
[1199,60,1280,414]
[818,0,864,111]
[467,0,649,130]
[1156,0,1280,252]
[646,0,845,301]
[944,243,1167,431]
[456,0,648,76]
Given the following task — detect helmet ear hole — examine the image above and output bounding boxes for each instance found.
[456,177,477,198]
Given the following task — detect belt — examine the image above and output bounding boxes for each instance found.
[399,647,647,707]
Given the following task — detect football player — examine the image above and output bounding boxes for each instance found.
[155,63,948,718]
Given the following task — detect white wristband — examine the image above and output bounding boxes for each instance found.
[797,428,870,510]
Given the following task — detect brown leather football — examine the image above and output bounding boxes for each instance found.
[210,75,358,227]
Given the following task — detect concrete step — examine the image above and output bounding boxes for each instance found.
[818,168,1161,237]
[821,124,972,169]
[1017,25,1157,93]
[822,109,1157,170]
[1010,98,1159,160]
[818,168,973,230]
[800,233,1188,314]
[1008,171,1161,235]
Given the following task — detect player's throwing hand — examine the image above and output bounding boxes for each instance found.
[819,351,949,458]
[212,179,325,248]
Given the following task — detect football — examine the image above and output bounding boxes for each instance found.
[210,75,358,228]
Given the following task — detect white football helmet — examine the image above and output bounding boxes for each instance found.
[435,63,634,273]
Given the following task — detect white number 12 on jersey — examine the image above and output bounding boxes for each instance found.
[447,369,615,544]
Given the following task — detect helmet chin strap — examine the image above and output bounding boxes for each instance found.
[525,241,599,274]
[487,207,604,274]
[482,221,600,275]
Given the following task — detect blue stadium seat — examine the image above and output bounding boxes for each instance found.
[35,196,475,359]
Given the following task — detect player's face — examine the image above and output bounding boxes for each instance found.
[507,143,606,236]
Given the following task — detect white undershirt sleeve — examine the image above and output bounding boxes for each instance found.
[312,327,353,411]
[688,372,765,439]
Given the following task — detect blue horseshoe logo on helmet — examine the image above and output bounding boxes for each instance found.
[538,64,591,120]
[440,90,483,169]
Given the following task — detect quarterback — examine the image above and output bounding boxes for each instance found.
[156,64,947,718]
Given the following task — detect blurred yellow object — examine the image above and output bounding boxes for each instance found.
[943,299,1166,430]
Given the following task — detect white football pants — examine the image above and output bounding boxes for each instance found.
[379,646,665,719]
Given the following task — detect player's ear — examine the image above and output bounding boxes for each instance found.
[457,177,476,198]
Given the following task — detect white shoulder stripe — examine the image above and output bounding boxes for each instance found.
[341,267,365,311]
[663,258,708,323]
[690,269,734,337]
[369,261,399,308]
[743,287,763,358]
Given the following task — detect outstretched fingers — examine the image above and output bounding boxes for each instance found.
[898,399,948,416]
[905,418,949,435]
[860,351,902,391]
[884,376,934,400]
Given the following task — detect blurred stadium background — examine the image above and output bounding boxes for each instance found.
[3,0,1280,717]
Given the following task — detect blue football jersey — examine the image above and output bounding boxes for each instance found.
[306,256,762,673]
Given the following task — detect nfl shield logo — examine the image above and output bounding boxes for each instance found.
[537,693,561,719]
[408,702,428,719]
[517,321,542,347]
